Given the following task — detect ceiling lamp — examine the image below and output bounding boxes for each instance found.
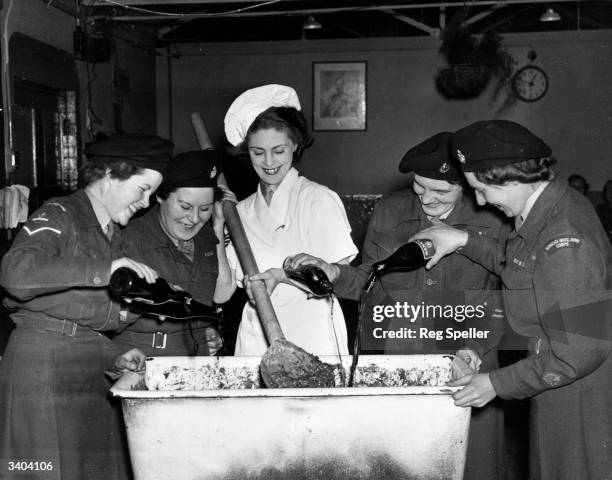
[303,15,322,30]
[540,8,561,22]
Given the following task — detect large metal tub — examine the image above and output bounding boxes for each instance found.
[111,354,470,480]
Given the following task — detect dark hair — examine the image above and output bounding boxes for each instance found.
[473,157,556,185]
[156,184,221,202]
[448,177,467,187]
[239,106,313,161]
[79,158,144,186]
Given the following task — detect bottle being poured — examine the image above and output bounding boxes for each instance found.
[282,257,334,297]
[109,267,221,322]
[349,239,436,386]
[362,239,436,294]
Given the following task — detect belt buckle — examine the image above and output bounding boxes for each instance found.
[152,331,167,349]
[61,319,78,337]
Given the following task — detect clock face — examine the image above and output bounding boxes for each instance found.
[512,65,548,102]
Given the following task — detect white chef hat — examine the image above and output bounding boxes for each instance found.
[224,84,301,147]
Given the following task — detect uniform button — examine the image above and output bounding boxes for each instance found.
[543,372,562,387]
[426,278,434,286]
[93,276,102,285]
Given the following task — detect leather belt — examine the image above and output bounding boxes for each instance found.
[115,328,214,350]
[29,317,97,338]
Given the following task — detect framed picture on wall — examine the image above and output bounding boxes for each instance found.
[312,61,366,131]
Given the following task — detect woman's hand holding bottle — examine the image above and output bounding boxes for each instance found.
[283,253,341,283]
[111,258,159,284]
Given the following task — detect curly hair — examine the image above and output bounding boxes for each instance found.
[236,106,314,161]
[79,158,144,187]
[473,157,556,185]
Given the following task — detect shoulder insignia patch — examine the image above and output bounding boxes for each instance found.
[23,226,62,236]
[544,236,581,254]
[45,202,66,212]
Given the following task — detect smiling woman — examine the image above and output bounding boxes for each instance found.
[0,133,172,480]
[412,174,462,219]
[285,130,511,480]
[410,120,612,480]
[223,84,358,357]
[112,150,236,358]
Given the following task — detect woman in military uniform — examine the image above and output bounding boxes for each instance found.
[0,134,170,480]
[413,120,612,480]
[283,132,511,480]
[112,150,236,356]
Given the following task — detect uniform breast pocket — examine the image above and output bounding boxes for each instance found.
[501,264,538,322]
[72,234,106,260]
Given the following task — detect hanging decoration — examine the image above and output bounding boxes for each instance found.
[435,9,516,109]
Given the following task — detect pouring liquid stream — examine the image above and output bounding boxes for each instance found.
[283,261,346,386]
[348,239,436,386]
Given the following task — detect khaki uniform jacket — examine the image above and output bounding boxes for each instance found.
[1,189,131,335]
[0,189,133,480]
[116,205,219,332]
[332,188,511,480]
[112,205,221,355]
[461,178,612,480]
[333,189,510,355]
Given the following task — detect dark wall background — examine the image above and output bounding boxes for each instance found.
[157,31,612,195]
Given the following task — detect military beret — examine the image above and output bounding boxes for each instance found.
[224,84,301,147]
[161,150,222,191]
[452,120,552,172]
[84,133,173,173]
[398,132,461,181]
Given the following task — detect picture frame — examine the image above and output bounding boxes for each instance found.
[312,61,366,131]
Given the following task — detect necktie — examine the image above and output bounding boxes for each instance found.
[104,222,114,241]
[177,239,195,262]
[515,215,524,230]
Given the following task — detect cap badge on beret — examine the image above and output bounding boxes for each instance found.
[439,162,450,173]
[456,149,466,164]
[210,166,217,179]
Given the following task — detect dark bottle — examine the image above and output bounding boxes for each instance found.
[282,260,334,297]
[371,239,436,277]
[109,267,220,322]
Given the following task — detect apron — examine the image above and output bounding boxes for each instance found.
[230,168,358,356]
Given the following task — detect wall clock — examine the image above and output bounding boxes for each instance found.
[512,65,549,102]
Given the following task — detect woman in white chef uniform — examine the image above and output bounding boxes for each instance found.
[224,84,358,356]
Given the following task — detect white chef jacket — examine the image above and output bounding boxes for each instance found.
[227,167,358,356]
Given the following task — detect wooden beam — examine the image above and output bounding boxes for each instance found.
[89,0,605,22]
[89,0,280,4]
[379,8,439,36]
[463,4,508,27]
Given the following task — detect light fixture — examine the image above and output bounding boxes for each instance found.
[540,8,561,22]
[303,15,322,30]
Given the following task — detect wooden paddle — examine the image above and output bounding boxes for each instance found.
[222,201,335,388]
[190,111,334,387]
